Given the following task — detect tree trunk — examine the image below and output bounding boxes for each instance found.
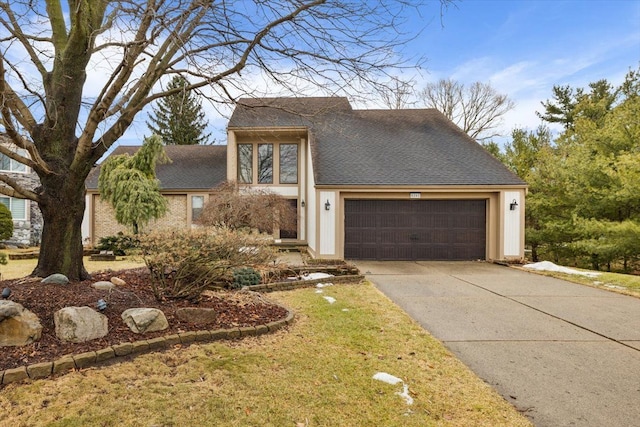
[31,177,90,281]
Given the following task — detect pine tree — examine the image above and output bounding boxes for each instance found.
[146,76,211,145]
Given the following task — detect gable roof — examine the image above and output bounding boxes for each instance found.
[228,97,526,186]
[85,144,227,191]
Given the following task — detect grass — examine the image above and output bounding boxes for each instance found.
[0,254,146,280]
[0,282,531,426]
[521,267,640,298]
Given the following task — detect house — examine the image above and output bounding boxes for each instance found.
[0,137,43,246]
[227,97,526,261]
[84,144,226,243]
[86,96,527,261]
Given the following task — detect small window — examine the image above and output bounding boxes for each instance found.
[0,149,27,172]
[0,197,26,221]
[279,144,298,184]
[191,195,204,221]
[257,144,273,184]
[238,144,253,183]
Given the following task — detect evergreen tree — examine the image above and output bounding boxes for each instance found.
[0,203,14,241]
[146,76,212,145]
[98,135,170,234]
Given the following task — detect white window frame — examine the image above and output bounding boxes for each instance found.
[0,149,28,173]
[0,196,27,221]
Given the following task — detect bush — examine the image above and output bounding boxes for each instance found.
[139,226,278,301]
[97,233,140,255]
[232,267,261,289]
[0,203,14,241]
[197,181,297,233]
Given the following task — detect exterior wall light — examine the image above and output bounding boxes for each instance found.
[510,199,519,211]
[325,199,331,211]
[301,200,305,208]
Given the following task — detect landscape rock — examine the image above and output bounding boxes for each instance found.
[0,301,43,346]
[92,281,116,291]
[110,277,126,286]
[54,306,109,343]
[121,308,168,334]
[41,273,69,285]
[175,307,217,325]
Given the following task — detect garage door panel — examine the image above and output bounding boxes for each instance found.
[345,199,486,261]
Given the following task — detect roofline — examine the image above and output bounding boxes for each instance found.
[227,126,309,133]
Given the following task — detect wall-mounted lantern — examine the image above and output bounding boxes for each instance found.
[325,199,331,211]
[509,199,519,211]
[301,200,306,208]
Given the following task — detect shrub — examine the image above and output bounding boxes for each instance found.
[232,267,262,289]
[139,226,278,301]
[97,233,140,255]
[197,181,297,234]
[0,203,14,241]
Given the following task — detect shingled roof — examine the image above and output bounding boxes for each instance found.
[229,97,526,187]
[86,144,227,190]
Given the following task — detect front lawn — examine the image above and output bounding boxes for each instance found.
[0,282,531,426]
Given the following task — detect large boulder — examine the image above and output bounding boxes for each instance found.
[41,273,70,285]
[121,308,168,334]
[175,307,217,325]
[0,301,42,346]
[91,281,116,291]
[54,306,109,343]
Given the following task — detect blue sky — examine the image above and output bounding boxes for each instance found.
[398,0,640,140]
[120,0,640,147]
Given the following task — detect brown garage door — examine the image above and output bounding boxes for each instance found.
[344,199,486,260]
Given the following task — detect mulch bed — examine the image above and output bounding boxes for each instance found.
[0,268,289,371]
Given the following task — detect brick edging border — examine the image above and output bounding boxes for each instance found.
[0,303,295,387]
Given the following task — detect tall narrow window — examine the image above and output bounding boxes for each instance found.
[279,199,298,239]
[257,144,273,184]
[238,144,253,183]
[191,195,204,221]
[279,144,298,184]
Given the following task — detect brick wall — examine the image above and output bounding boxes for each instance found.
[92,194,188,244]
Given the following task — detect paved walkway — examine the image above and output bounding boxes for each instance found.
[354,261,640,427]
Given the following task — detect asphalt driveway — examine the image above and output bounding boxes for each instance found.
[354,261,640,427]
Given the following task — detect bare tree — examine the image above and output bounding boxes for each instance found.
[0,0,451,279]
[375,77,417,109]
[419,78,515,141]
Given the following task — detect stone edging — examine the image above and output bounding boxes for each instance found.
[0,303,295,387]
[246,274,365,292]
[0,275,365,387]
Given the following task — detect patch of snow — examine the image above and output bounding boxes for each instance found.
[315,289,324,294]
[373,372,403,385]
[316,282,334,288]
[522,261,601,277]
[303,272,334,281]
[373,372,413,405]
[341,308,349,312]
[323,296,336,304]
[397,383,414,405]
[605,284,626,290]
